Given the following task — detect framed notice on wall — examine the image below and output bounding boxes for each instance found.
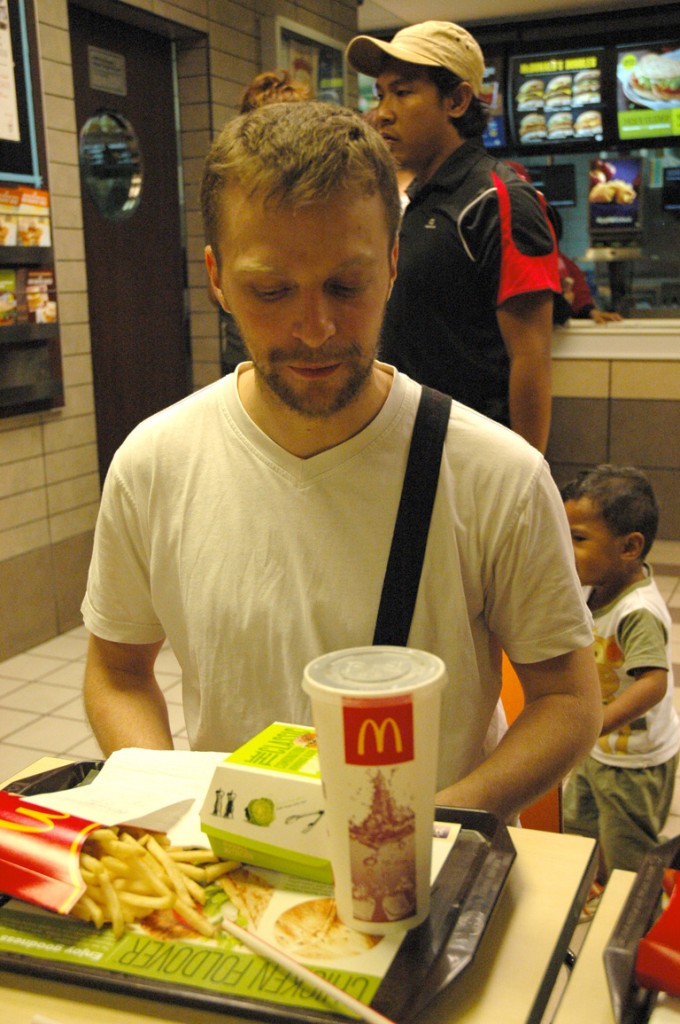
[261,16,346,106]
[0,0,41,185]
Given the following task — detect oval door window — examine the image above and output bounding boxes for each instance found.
[79,110,143,220]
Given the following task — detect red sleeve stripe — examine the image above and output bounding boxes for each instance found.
[493,171,560,307]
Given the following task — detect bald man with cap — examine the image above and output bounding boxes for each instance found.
[347,21,560,453]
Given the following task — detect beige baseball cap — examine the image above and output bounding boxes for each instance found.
[346,20,485,98]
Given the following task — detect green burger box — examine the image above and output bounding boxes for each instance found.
[199,722,331,883]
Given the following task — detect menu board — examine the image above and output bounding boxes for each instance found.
[509,48,606,149]
[662,166,680,211]
[616,42,680,142]
[588,155,642,238]
[481,54,507,150]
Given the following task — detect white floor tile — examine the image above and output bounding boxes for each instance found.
[37,661,86,689]
[46,694,87,722]
[0,653,70,682]
[157,670,181,689]
[0,708,40,740]
[156,647,182,674]
[4,715,94,755]
[29,634,89,661]
[64,735,103,760]
[162,680,183,705]
[0,677,27,700]
[167,703,187,735]
[1,681,81,714]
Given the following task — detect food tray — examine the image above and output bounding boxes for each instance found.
[1,761,516,1024]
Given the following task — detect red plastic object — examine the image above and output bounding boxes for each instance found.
[0,790,100,913]
[635,870,680,997]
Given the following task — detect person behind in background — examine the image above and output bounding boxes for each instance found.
[217,70,313,374]
[562,465,680,897]
[550,207,623,325]
[346,21,561,453]
[239,69,310,114]
[81,101,601,823]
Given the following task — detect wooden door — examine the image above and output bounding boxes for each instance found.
[69,4,189,483]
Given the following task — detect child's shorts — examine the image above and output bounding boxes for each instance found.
[563,752,678,876]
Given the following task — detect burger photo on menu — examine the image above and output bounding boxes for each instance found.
[519,112,547,141]
[619,48,680,108]
[547,110,574,140]
[574,109,603,138]
[544,74,572,109]
[516,77,544,110]
[573,69,601,106]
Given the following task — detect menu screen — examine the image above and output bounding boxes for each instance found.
[616,43,680,142]
[662,166,680,211]
[588,155,642,238]
[509,48,606,148]
[481,54,507,150]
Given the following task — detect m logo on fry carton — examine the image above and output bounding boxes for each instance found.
[342,698,414,765]
[0,791,99,914]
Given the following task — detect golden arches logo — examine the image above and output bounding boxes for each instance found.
[0,806,70,834]
[357,717,403,756]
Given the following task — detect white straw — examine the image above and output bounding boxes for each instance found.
[220,916,397,1024]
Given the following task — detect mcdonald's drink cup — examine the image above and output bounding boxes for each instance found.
[302,646,446,934]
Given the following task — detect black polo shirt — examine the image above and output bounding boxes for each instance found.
[380,140,559,427]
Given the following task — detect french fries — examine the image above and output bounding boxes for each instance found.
[70,826,239,940]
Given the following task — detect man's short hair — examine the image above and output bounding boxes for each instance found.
[425,65,489,138]
[201,101,401,265]
[561,465,659,558]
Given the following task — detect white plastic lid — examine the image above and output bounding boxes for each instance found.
[303,646,446,696]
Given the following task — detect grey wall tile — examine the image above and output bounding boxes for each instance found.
[546,397,609,465]
[610,400,680,469]
[52,529,94,632]
[0,548,58,660]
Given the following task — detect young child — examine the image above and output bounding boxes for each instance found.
[561,465,680,896]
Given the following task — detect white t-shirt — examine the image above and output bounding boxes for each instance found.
[588,571,680,768]
[82,366,593,789]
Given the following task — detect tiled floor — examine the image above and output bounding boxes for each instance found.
[0,630,190,784]
[1,539,680,836]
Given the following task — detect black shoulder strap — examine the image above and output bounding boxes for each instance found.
[373,385,452,647]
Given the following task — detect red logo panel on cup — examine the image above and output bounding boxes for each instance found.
[342,697,414,765]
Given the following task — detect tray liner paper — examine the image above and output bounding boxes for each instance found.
[0,790,99,913]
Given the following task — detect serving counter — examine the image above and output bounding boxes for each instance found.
[552,318,680,361]
[548,319,680,540]
[0,755,634,1024]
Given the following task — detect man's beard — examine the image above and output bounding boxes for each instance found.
[245,341,376,419]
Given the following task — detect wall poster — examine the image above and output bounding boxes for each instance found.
[263,17,346,106]
[0,0,41,185]
[0,0,20,142]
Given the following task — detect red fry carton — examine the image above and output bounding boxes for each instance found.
[0,790,101,914]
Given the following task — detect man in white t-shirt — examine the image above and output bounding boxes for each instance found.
[82,101,601,820]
